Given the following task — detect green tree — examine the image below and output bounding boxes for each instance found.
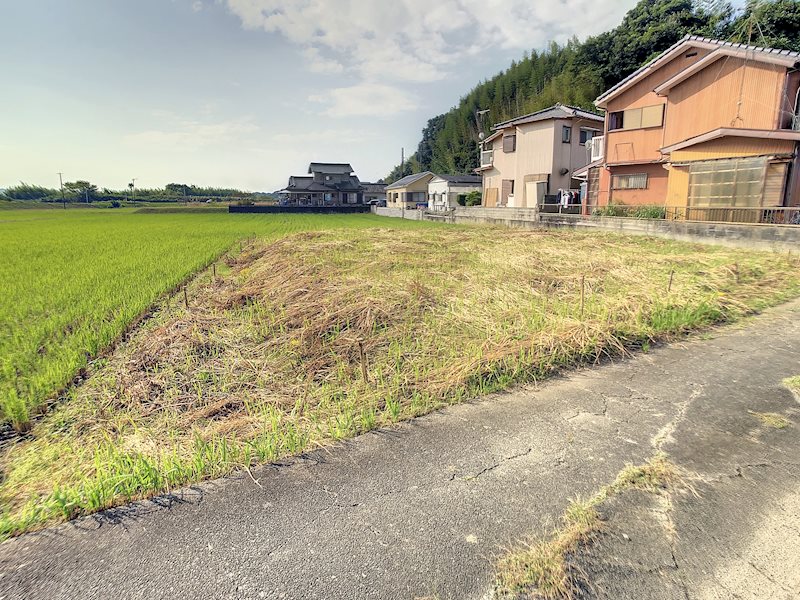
[2,183,57,200]
[65,180,98,203]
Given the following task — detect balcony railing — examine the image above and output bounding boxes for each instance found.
[587,136,604,162]
[480,150,494,168]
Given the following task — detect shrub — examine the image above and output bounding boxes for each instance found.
[465,191,482,206]
[593,203,629,217]
[593,204,666,219]
[631,205,666,219]
[110,201,121,209]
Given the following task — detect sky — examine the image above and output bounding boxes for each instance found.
[0,0,656,192]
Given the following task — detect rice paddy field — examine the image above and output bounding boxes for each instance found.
[2,207,800,537]
[0,208,432,430]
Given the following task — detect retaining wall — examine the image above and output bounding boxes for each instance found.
[230,205,371,214]
[373,206,800,252]
[372,207,423,220]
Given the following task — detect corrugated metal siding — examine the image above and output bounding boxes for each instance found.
[484,187,498,207]
[670,138,795,162]
[664,58,784,146]
[606,46,712,112]
[607,128,666,163]
[587,167,600,210]
[666,165,690,207]
[764,163,788,206]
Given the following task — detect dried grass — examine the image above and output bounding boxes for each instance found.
[1,227,799,536]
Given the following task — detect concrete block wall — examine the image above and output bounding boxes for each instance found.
[372,206,800,252]
[372,207,423,220]
[537,214,800,252]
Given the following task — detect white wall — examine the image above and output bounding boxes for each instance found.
[427,179,481,210]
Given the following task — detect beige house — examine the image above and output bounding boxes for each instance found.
[478,104,604,207]
[386,172,435,209]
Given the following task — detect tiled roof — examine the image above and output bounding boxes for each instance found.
[362,182,387,193]
[307,162,354,175]
[433,174,482,185]
[492,104,604,130]
[386,171,434,189]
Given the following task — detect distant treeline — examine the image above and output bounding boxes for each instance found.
[1,182,267,203]
[386,0,800,181]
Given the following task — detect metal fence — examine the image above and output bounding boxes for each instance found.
[586,204,800,226]
[539,202,583,215]
[665,206,800,225]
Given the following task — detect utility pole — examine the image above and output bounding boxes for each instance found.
[131,178,137,203]
[57,172,66,209]
[400,147,405,218]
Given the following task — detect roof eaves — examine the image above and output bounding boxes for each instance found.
[596,35,800,108]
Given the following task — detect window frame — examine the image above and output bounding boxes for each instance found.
[608,105,664,132]
[579,129,595,145]
[562,125,572,144]
[611,173,648,190]
[502,134,516,153]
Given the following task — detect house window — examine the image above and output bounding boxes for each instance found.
[562,126,572,143]
[641,105,664,128]
[688,157,766,207]
[579,129,595,145]
[609,105,664,131]
[611,173,648,190]
[503,134,516,153]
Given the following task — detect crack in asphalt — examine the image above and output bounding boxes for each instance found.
[652,383,704,452]
[464,448,534,480]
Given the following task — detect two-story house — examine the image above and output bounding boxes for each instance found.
[282,162,364,206]
[590,36,800,216]
[477,104,604,208]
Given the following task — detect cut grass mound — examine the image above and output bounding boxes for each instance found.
[1,227,799,537]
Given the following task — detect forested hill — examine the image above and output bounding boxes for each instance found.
[386,0,800,182]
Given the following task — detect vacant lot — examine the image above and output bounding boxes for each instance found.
[2,224,799,537]
[0,209,431,430]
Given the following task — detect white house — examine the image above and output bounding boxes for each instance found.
[427,174,483,211]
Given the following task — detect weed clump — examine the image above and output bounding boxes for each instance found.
[494,455,680,599]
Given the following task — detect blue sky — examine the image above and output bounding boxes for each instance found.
[1,0,665,191]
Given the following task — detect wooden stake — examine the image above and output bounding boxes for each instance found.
[183,286,189,308]
[212,262,217,280]
[579,274,585,317]
[358,340,369,383]
[668,269,675,294]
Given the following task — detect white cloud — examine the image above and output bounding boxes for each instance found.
[271,128,377,145]
[123,116,259,149]
[224,0,638,83]
[302,47,344,74]
[309,83,417,118]
[191,1,203,12]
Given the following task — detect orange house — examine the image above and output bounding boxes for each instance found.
[588,36,800,217]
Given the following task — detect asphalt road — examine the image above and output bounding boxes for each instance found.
[1,301,799,600]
